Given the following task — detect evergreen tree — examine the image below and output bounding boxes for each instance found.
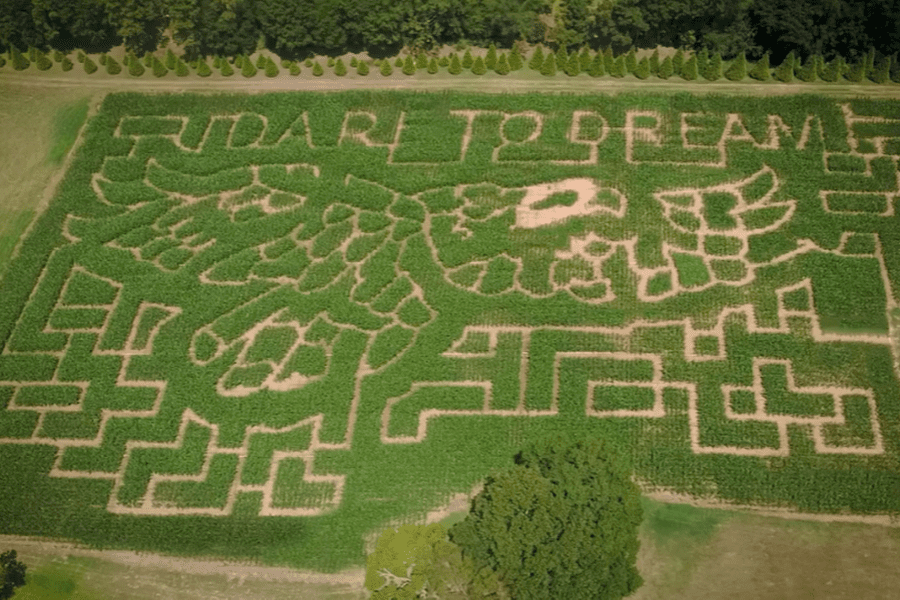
[415,53,426,69]
[797,57,818,82]
[449,53,462,74]
[774,51,795,82]
[282,59,291,68]
[197,60,212,77]
[820,56,842,82]
[427,56,439,74]
[462,49,473,69]
[528,45,544,70]
[356,60,369,75]
[680,55,698,80]
[509,46,523,70]
[61,56,73,71]
[241,56,257,77]
[394,56,403,67]
[106,55,121,74]
[748,53,771,81]
[11,48,30,70]
[305,58,313,67]
[696,48,709,77]
[327,56,335,67]
[579,46,592,71]
[235,55,244,68]
[220,59,234,76]
[403,54,416,75]
[312,61,324,76]
[864,47,876,78]
[485,44,497,70]
[603,46,615,72]
[0,57,6,69]
[78,51,87,64]
[588,53,605,77]
[380,58,393,76]
[175,58,190,76]
[611,55,626,77]
[84,55,98,74]
[845,60,866,82]
[471,56,486,75]
[99,53,107,66]
[152,56,166,77]
[625,47,637,74]
[556,45,568,69]
[143,53,153,67]
[53,49,64,63]
[540,53,557,76]
[650,49,660,75]
[35,50,53,71]
[165,49,177,70]
[256,54,266,69]
[869,56,891,83]
[265,56,280,77]
[657,56,674,79]
[350,56,357,67]
[334,58,347,76]
[213,56,222,69]
[703,52,722,81]
[495,53,509,75]
[563,53,579,76]
[439,56,450,67]
[634,56,650,79]
[724,52,747,81]
[672,49,684,75]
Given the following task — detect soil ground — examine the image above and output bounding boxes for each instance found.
[4,499,900,599]
[1,68,899,598]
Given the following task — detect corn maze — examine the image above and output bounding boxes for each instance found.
[1,91,899,566]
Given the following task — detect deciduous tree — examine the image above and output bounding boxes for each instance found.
[0,550,26,600]
[448,435,644,600]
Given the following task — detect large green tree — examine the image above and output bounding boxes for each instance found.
[0,0,45,51]
[449,435,644,600]
[102,0,168,54]
[0,550,26,600]
[461,0,547,48]
[365,523,508,599]
[256,0,347,56]
[30,0,118,51]
[193,0,260,58]
[748,0,899,62]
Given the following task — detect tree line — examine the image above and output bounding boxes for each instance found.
[2,0,898,67]
[2,0,899,64]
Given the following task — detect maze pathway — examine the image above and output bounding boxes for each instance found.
[1,93,898,519]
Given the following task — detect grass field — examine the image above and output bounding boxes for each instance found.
[1,88,899,588]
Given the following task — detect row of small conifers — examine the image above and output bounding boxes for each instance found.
[2,44,899,84]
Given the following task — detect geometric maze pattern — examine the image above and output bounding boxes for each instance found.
[381,278,889,457]
[2,98,900,519]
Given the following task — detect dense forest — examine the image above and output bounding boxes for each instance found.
[1,0,898,65]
